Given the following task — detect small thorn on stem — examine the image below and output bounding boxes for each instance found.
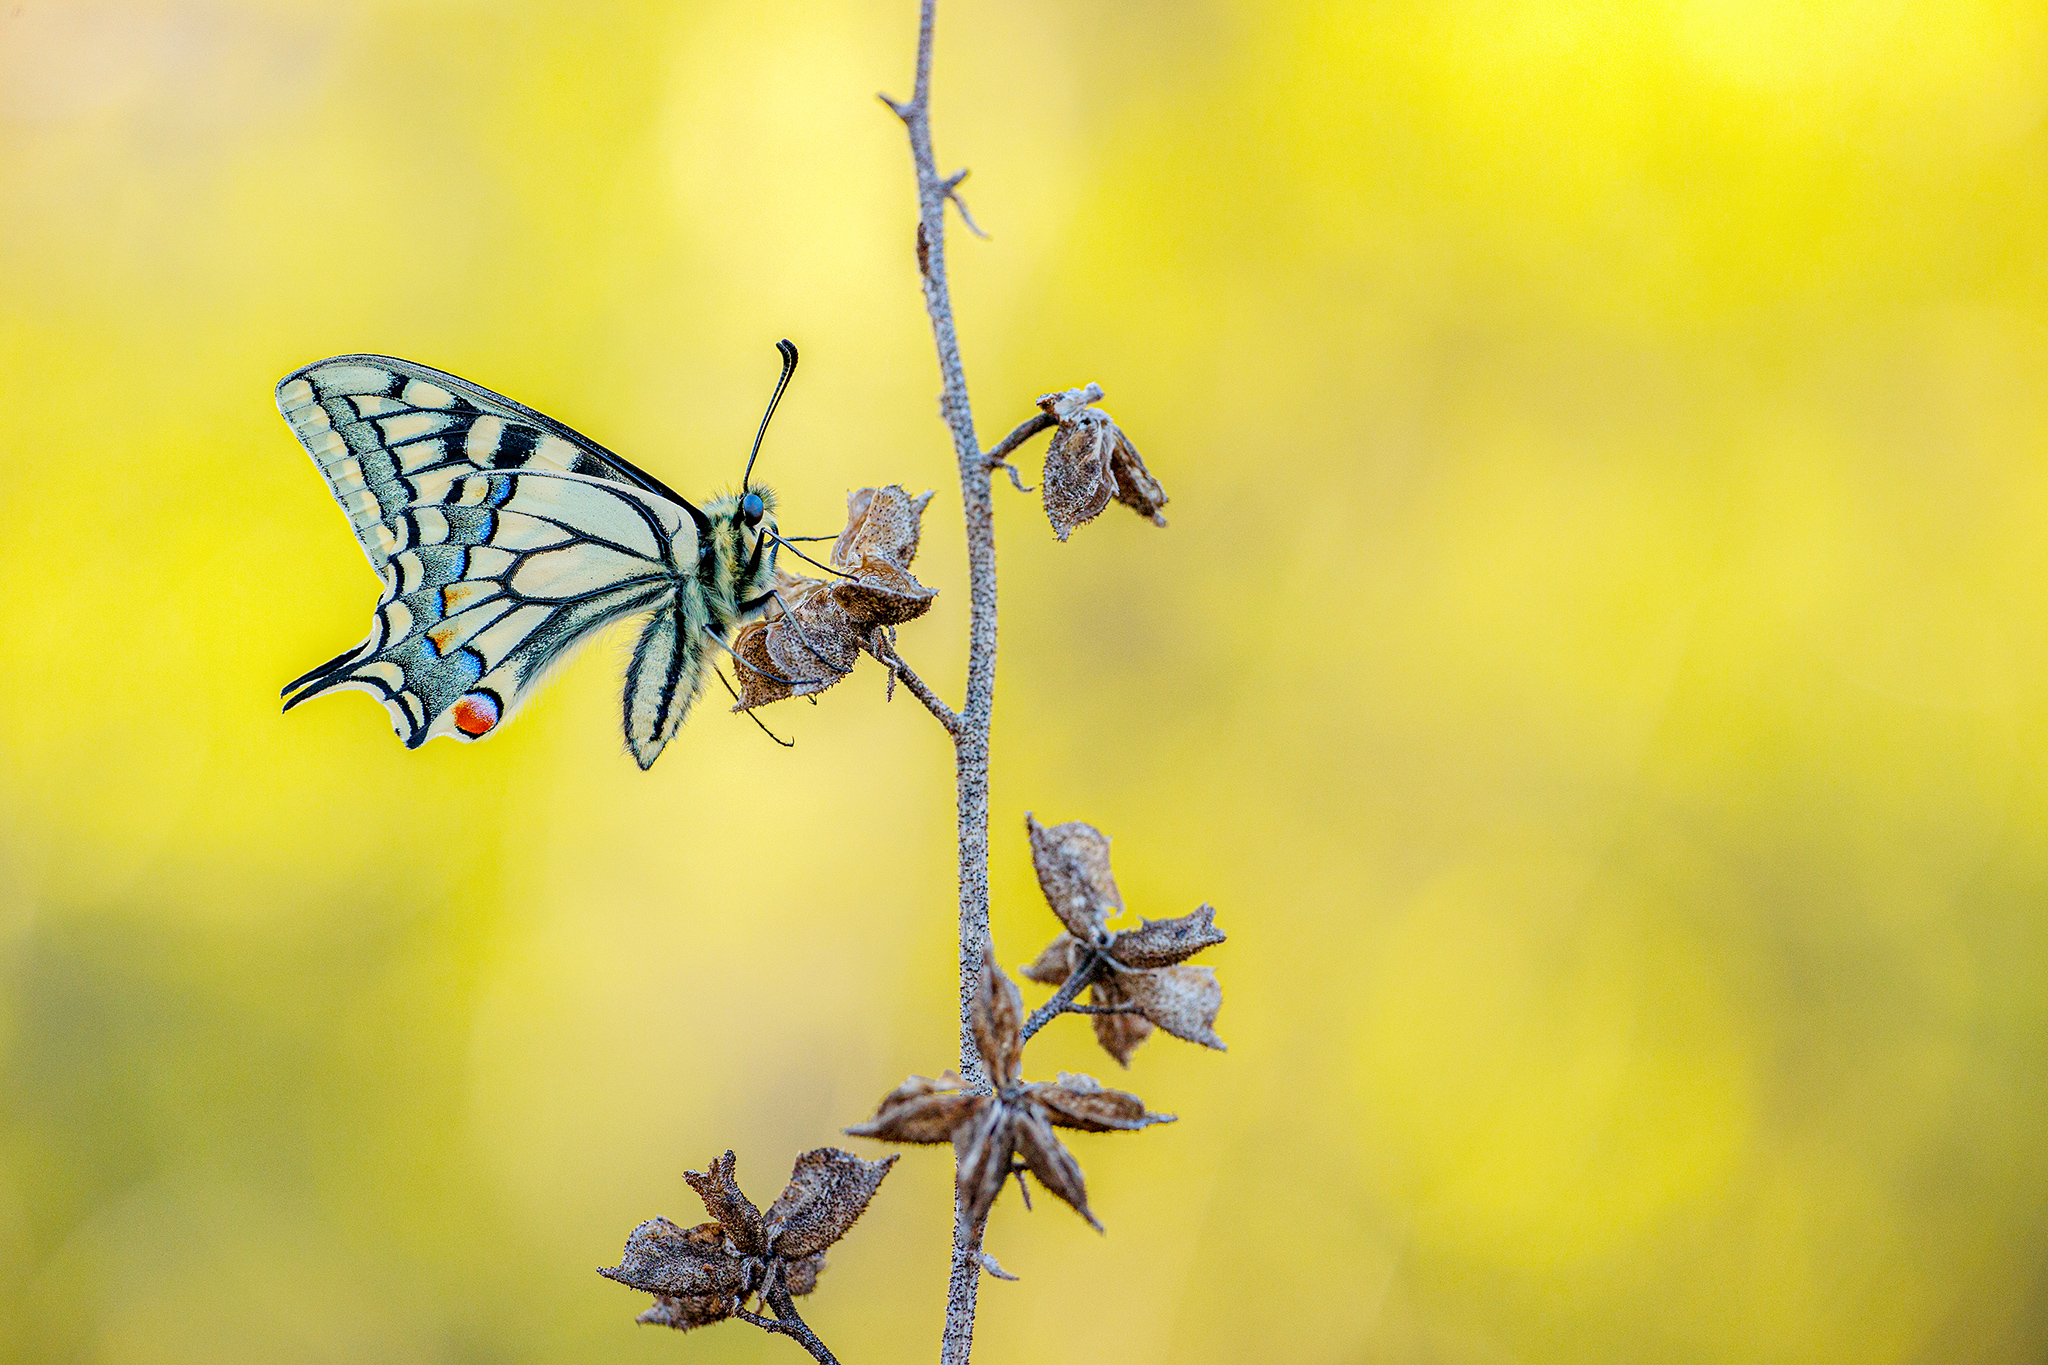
[941,169,990,239]
[976,1250,1020,1282]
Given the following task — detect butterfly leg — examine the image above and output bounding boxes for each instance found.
[700,625,805,688]
[764,590,855,678]
[712,667,795,747]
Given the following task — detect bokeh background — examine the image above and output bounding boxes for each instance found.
[5,1,2048,1361]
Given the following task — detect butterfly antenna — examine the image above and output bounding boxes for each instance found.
[743,339,799,495]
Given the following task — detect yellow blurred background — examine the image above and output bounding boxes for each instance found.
[5,1,2048,1360]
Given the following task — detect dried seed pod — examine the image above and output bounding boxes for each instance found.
[1022,817,1227,1066]
[1031,1072,1177,1132]
[1036,385,1168,539]
[971,952,1025,1090]
[1084,971,1154,1066]
[729,487,937,711]
[763,1147,899,1260]
[844,1073,983,1144]
[846,955,1171,1232]
[1113,964,1224,1051]
[833,484,934,571]
[1021,933,1080,986]
[682,1149,766,1255]
[601,1147,895,1332]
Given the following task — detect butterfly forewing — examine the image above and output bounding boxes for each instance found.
[277,354,698,573]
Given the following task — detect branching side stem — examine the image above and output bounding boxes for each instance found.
[985,411,1054,466]
[737,1285,842,1365]
[1020,952,1104,1044]
[872,638,961,735]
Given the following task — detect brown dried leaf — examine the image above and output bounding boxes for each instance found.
[1121,964,1226,1051]
[1031,1072,1177,1132]
[971,954,1025,1088]
[952,1102,1018,1228]
[1039,411,1115,541]
[1107,903,1226,970]
[1026,813,1122,939]
[682,1150,765,1254]
[1107,425,1169,526]
[768,565,832,608]
[1011,1109,1098,1231]
[1087,972,1154,1067]
[839,1072,983,1146]
[769,589,863,675]
[600,1217,747,1308]
[729,586,860,710]
[762,1148,897,1260]
[832,485,935,571]
[728,620,794,708]
[1020,933,1078,986]
[635,1292,736,1331]
[830,557,936,628]
[832,486,881,567]
[845,1073,984,1144]
[780,1252,825,1298]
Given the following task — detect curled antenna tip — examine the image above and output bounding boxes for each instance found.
[742,339,801,494]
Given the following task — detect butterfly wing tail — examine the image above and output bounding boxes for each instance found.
[282,643,373,702]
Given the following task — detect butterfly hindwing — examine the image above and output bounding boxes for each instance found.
[620,593,719,771]
[283,469,696,749]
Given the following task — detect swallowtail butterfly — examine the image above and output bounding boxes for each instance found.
[278,343,799,770]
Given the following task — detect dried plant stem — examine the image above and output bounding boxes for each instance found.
[982,412,1051,493]
[737,1286,842,1365]
[885,1,1001,1360]
[873,639,961,735]
[1020,953,1103,1044]
[883,0,991,1081]
[984,412,1054,467]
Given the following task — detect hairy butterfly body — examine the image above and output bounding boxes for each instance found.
[278,344,796,769]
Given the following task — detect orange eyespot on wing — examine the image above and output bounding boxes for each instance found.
[452,691,500,737]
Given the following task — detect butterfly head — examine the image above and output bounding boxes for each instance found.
[699,485,779,626]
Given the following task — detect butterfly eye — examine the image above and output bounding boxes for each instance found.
[741,492,765,525]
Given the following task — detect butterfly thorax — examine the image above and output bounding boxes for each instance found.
[697,486,780,638]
